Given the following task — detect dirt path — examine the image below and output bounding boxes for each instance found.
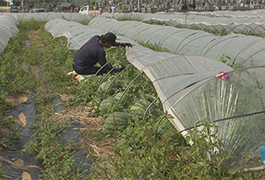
[0,28,114,179]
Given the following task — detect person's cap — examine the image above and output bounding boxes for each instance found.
[105,32,116,45]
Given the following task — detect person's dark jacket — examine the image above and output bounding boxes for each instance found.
[73,35,119,72]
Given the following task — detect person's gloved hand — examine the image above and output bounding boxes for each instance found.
[120,43,132,48]
[111,68,119,73]
[118,66,125,72]
[111,67,125,73]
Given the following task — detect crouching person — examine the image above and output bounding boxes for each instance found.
[67,32,132,82]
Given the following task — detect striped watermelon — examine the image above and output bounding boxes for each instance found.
[130,99,154,114]
[99,97,116,112]
[104,112,130,133]
[98,81,116,94]
[114,92,129,104]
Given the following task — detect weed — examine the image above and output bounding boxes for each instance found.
[0,116,23,150]
[23,118,87,179]
[1,19,251,179]
[1,19,87,178]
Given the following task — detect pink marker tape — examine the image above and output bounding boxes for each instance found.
[215,71,229,80]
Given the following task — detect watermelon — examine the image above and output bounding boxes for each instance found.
[130,99,154,114]
[99,97,116,112]
[114,92,129,104]
[104,112,130,133]
[98,81,116,94]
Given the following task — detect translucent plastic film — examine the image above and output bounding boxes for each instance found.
[0,12,93,22]
[100,10,265,35]
[44,18,106,49]
[126,46,233,111]
[0,15,19,53]
[89,17,265,67]
[44,18,265,168]
[170,66,265,168]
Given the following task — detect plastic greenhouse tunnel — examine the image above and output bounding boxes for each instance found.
[100,10,265,35]
[88,17,265,68]
[0,13,94,52]
[125,43,265,169]
[44,17,265,169]
[0,15,19,53]
[0,12,94,22]
[3,13,265,171]
[170,66,265,168]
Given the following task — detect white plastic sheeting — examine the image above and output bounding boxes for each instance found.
[44,18,265,168]
[100,11,265,35]
[127,44,265,168]
[171,66,265,167]
[45,18,106,49]
[89,17,265,67]
[101,9,265,19]
[0,12,93,52]
[0,15,19,53]
[0,12,94,22]
[125,43,233,111]
[180,9,265,18]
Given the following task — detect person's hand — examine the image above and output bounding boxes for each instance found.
[121,43,132,48]
[118,66,125,72]
[111,67,125,73]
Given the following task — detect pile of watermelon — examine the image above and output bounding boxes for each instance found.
[98,80,157,134]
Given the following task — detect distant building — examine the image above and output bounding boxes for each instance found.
[57,3,75,12]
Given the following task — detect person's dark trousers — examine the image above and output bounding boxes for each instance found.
[73,64,106,75]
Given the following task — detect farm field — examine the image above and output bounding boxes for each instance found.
[46,14,265,171]
[1,12,265,179]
